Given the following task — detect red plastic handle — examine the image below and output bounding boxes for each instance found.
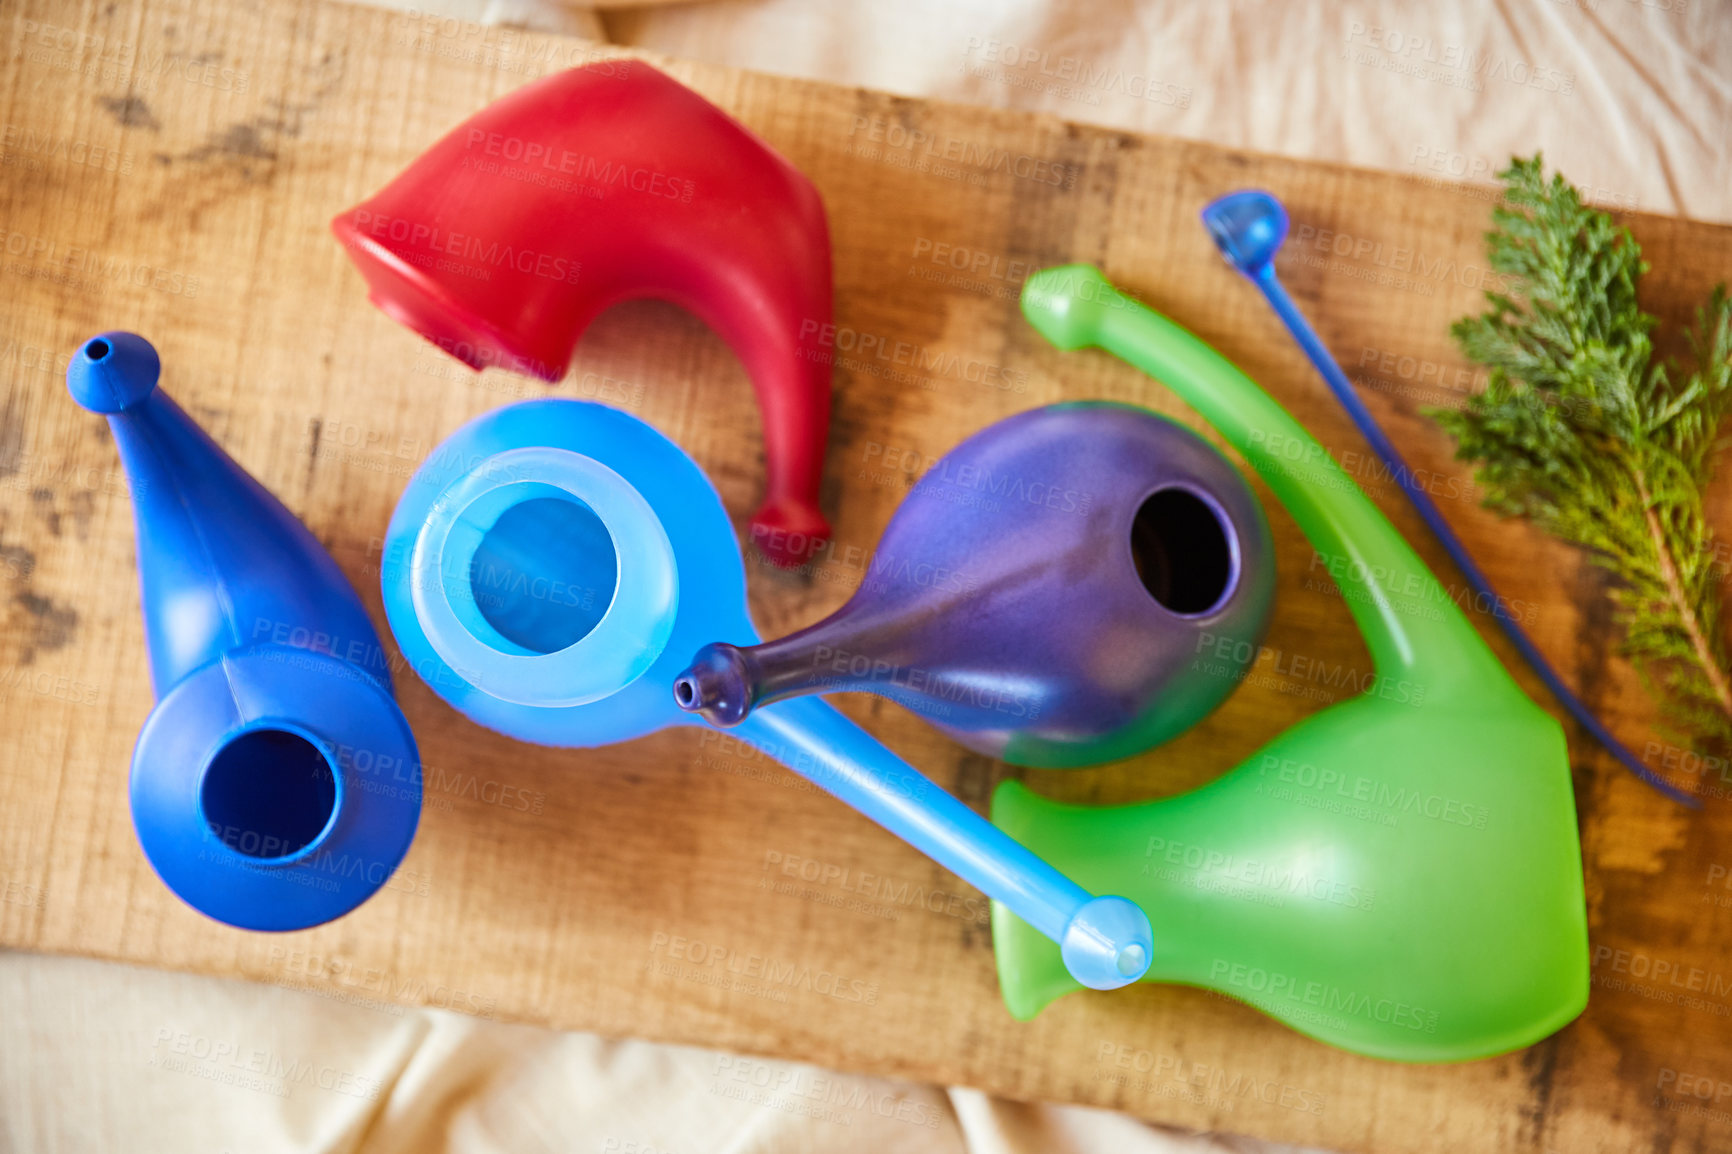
[332,61,833,565]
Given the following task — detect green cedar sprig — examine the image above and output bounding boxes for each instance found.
[1429,155,1732,744]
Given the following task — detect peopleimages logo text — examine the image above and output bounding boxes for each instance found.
[346,211,582,283]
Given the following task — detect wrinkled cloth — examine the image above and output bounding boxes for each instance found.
[7,2,1725,1152]
[601,0,1730,224]
[0,951,1314,1153]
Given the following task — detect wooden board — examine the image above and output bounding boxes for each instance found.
[3,1,1732,1149]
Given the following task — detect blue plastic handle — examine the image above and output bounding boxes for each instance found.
[736,698,1151,987]
[380,399,1153,990]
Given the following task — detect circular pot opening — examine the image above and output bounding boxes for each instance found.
[1131,487,1236,615]
[200,728,337,860]
[469,495,619,653]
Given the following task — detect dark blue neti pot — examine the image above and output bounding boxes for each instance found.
[67,333,421,930]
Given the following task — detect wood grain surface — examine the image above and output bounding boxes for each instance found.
[3,1,1731,1150]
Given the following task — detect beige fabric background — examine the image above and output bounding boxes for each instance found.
[4,1,1728,1151]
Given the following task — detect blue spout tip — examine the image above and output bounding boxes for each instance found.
[1060,894,1154,990]
[66,331,160,414]
[1201,190,1289,277]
